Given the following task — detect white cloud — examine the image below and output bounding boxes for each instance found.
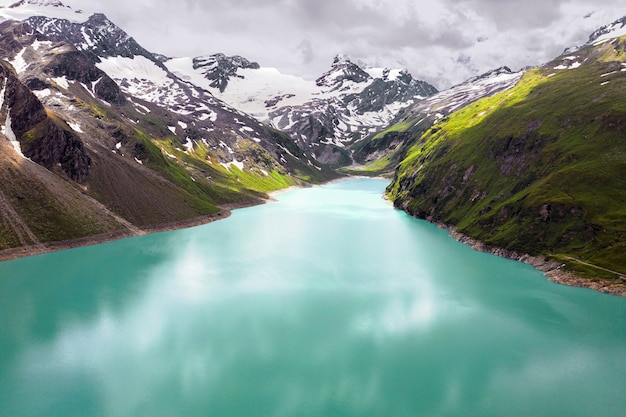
[58,0,626,89]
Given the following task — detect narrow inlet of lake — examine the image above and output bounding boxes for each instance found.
[1,178,625,417]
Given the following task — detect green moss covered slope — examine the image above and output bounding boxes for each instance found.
[387,37,626,279]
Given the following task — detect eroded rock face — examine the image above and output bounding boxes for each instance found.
[192,54,261,93]
[1,62,90,182]
[46,50,126,105]
[27,13,162,66]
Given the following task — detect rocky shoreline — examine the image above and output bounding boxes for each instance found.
[437,222,626,297]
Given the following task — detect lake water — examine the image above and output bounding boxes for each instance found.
[0,178,625,417]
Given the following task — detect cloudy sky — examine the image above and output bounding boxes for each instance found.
[62,0,626,89]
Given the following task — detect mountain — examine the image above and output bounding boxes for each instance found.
[351,66,524,173]
[20,4,329,176]
[165,53,438,165]
[386,19,626,286]
[0,1,336,256]
[588,16,626,44]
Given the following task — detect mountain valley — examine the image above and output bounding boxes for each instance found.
[0,0,624,293]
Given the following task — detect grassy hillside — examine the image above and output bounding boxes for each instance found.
[387,37,626,280]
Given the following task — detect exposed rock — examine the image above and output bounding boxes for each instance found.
[1,61,90,182]
[192,53,260,93]
[27,13,164,67]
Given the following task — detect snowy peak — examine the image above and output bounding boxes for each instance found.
[191,53,260,93]
[588,16,626,45]
[9,0,68,8]
[315,55,371,90]
[26,12,163,67]
[0,0,85,23]
[465,66,513,84]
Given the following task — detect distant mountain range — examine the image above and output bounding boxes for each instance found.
[165,53,438,165]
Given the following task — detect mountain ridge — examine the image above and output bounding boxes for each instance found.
[386,23,626,292]
[165,52,437,165]
[0,3,336,257]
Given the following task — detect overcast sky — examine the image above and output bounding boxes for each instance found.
[63,0,626,89]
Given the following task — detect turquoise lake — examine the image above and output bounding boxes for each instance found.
[0,178,625,416]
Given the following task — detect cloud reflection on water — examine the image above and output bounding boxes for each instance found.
[2,179,626,417]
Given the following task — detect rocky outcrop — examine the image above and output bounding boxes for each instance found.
[192,53,260,93]
[1,62,90,182]
[27,13,165,67]
[316,55,371,90]
[45,50,126,105]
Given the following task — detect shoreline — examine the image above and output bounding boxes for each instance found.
[3,177,624,298]
[436,222,626,297]
[0,177,361,263]
[0,180,322,264]
[0,207,239,263]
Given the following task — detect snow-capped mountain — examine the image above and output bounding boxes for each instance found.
[166,53,437,165]
[0,0,86,22]
[353,66,524,167]
[588,16,626,45]
[26,12,163,66]
[0,0,333,243]
[2,0,325,178]
[407,66,524,120]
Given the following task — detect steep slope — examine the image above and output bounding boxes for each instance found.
[387,25,626,283]
[0,58,132,252]
[352,66,524,173]
[166,54,437,165]
[18,3,330,183]
[0,3,337,257]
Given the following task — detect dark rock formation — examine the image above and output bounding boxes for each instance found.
[1,62,90,182]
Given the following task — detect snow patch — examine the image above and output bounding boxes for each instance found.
[198,111,217,122]
[31,40,52,51]
[129,99,150,114]
[221,159,245,171]
[134,157,143,165]
[116,142,122,150]
[554,62,580,70]
[183,138,194,153]
[168,126,177,135]
[9,48,29,74]
[68,121,83,133]
[219,141,234,153]
[601,81,610,86]
[96,56,169,86]
[3,111,26,158]
[601,71,618,77]
[33,89,52,99]
[178,121,188,129]
[52,77,70,89]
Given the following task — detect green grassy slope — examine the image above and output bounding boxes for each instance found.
[387,37,626,279]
